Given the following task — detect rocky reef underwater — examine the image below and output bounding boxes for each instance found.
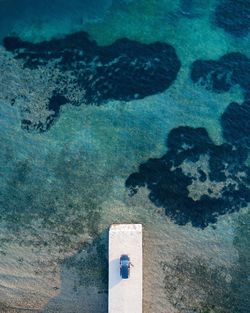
[0,0,249,312]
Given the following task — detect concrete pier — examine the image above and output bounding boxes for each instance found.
[108,224,143,313]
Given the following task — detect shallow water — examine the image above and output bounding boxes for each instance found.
[0,1,249,312]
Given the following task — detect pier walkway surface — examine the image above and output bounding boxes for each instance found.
[108,224,143,313]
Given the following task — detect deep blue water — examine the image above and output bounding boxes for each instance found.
[0,0,249,312]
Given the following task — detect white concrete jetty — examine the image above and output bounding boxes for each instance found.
[108,224,143,313]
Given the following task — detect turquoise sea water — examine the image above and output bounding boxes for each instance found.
[0,1,249,312]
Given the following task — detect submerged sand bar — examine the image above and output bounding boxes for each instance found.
[109,224,143,313]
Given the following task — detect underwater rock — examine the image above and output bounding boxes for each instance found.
[191,52,250,95]
[4,31,181,104]
[126,126,250,228]
[48,93,68,116]
[221,99,250,149]
[214,0,250,36]
[191,53,250,149]
[21,92,68,132]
